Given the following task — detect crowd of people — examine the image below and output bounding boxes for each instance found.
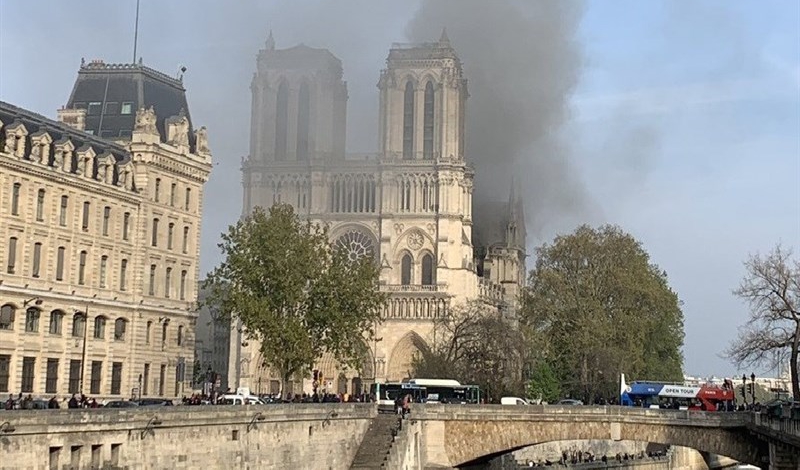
[3,393,100,410]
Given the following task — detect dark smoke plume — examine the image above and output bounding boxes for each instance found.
[406,0,592,238]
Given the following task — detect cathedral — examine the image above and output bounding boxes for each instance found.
[230,31,526,395]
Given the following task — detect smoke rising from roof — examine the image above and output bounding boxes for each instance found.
[406,0,592,236]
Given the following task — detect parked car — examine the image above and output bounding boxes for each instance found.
[104,400,139,408]
[135,398,174,407]
[556,399,584,406]
[501,397,531,406]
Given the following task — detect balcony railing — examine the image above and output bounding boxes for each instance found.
[379,284,445,293]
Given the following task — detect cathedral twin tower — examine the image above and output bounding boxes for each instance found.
[240,31,523,386]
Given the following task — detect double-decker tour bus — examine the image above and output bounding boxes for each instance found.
[619,374,735,411]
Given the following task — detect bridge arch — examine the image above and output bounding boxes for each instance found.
[414,406,764,468]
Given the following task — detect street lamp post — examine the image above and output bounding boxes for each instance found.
[742,374,747,407]
[750,373,756,405]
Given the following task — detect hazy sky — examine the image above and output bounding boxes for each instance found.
[1,0,798,378]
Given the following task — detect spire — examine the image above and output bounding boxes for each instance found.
[265,30,275,50]
[439,27,450,45]
[508,176,517,217]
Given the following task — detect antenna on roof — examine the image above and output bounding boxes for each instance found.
[132,0,141,64]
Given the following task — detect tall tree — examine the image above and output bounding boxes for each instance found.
[203,204,386,394]
[412,301,526,401]
[521,224,685,403]
[726,244,799,401]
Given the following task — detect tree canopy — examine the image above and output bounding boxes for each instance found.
[520,224,685,403]
[203,204,386,393]
[412,300,525,401]
[726,244,799,401]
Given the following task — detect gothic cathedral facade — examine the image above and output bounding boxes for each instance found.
[234,32,525,395]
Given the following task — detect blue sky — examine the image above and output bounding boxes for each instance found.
[1,0,798,378]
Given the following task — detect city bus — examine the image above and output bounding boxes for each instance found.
[370,382,426,412]
[406,378,482,404]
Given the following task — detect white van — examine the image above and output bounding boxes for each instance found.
[501,397,530,406]
[218,394,262,405]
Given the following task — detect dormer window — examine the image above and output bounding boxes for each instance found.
[120,102,133,115]
[87,102,102,115]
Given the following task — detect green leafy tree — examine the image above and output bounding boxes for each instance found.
[521,224,684,403]
[203,204,386,395]
[413,301,525,401]
[726,245,799,402]
[525,361,561,404]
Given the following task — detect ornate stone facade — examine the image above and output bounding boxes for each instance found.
[0,75,211,400]
[232,33,525,395]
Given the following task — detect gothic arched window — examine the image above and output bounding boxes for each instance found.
[421,254,434,286]
[335,229,375,262]
[401,254,412,285]
[297,82,310,161]
[402,81,414,159]
[423,81,434,159]
[275,81,289,161]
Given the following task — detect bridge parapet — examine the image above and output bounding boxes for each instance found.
[750,413,800,448]
[413,404,751,428]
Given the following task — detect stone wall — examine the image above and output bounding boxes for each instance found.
[0,404,373,470]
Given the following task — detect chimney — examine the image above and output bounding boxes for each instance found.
[57,107,87,131]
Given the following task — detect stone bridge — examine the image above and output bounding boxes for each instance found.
[410,405,798,469]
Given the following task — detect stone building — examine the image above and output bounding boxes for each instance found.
[0,60,212,400]
[230,32,525,395]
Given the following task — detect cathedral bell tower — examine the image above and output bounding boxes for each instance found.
[377,29,467,161]
[249,32,347,164]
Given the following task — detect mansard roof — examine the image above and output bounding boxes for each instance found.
[64,59,195,149]
[0,100,130,165]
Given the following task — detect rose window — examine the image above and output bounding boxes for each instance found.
[335,230,376,262]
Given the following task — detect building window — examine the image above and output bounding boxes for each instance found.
[56,246,65,281]
[82,201,90,231]
[32,242,42,277]
[111,363,122,395]
[6,237,17,274]
[143,364,150,395]
[72,313,86,338]
[275,81,289,161]
[149,264,157,296]
[45,359,59,394]
[401,254,412,285]
[170,182,176,206]
[182,226,189,254]
[297,82,310,161]
[24,307,40,333]
[104,101,119,114]
[403,81,415,159]
[49,311,64,335]
[159,365,166,396]
[422,254,434,286]
[0,355,9,392]
[177,325,184,346]
[60,195,68,226]
[184,188,191,211]
[161,322,168,346]
[99,255,108,288]
[146,321,152,344]
[120,102,133,115]
[90,361,102,395]
[152,218,159,246]
[93,316,106,339]
[122,212,130,240]
[165,267,172,298]
[21,357,35,393]
[154,178,161,202]
[180,270,187,300]
[168,223,174,250]
[102,206,111,236]
[68,360,81,394]
[423,81,435,159]
[78,250,87,285]
[114,318,127,341]
[0,305,14,330]
[36,188,46,221]
[87,102,102,115]
[120,259,128,290]
[11,183,20,216]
